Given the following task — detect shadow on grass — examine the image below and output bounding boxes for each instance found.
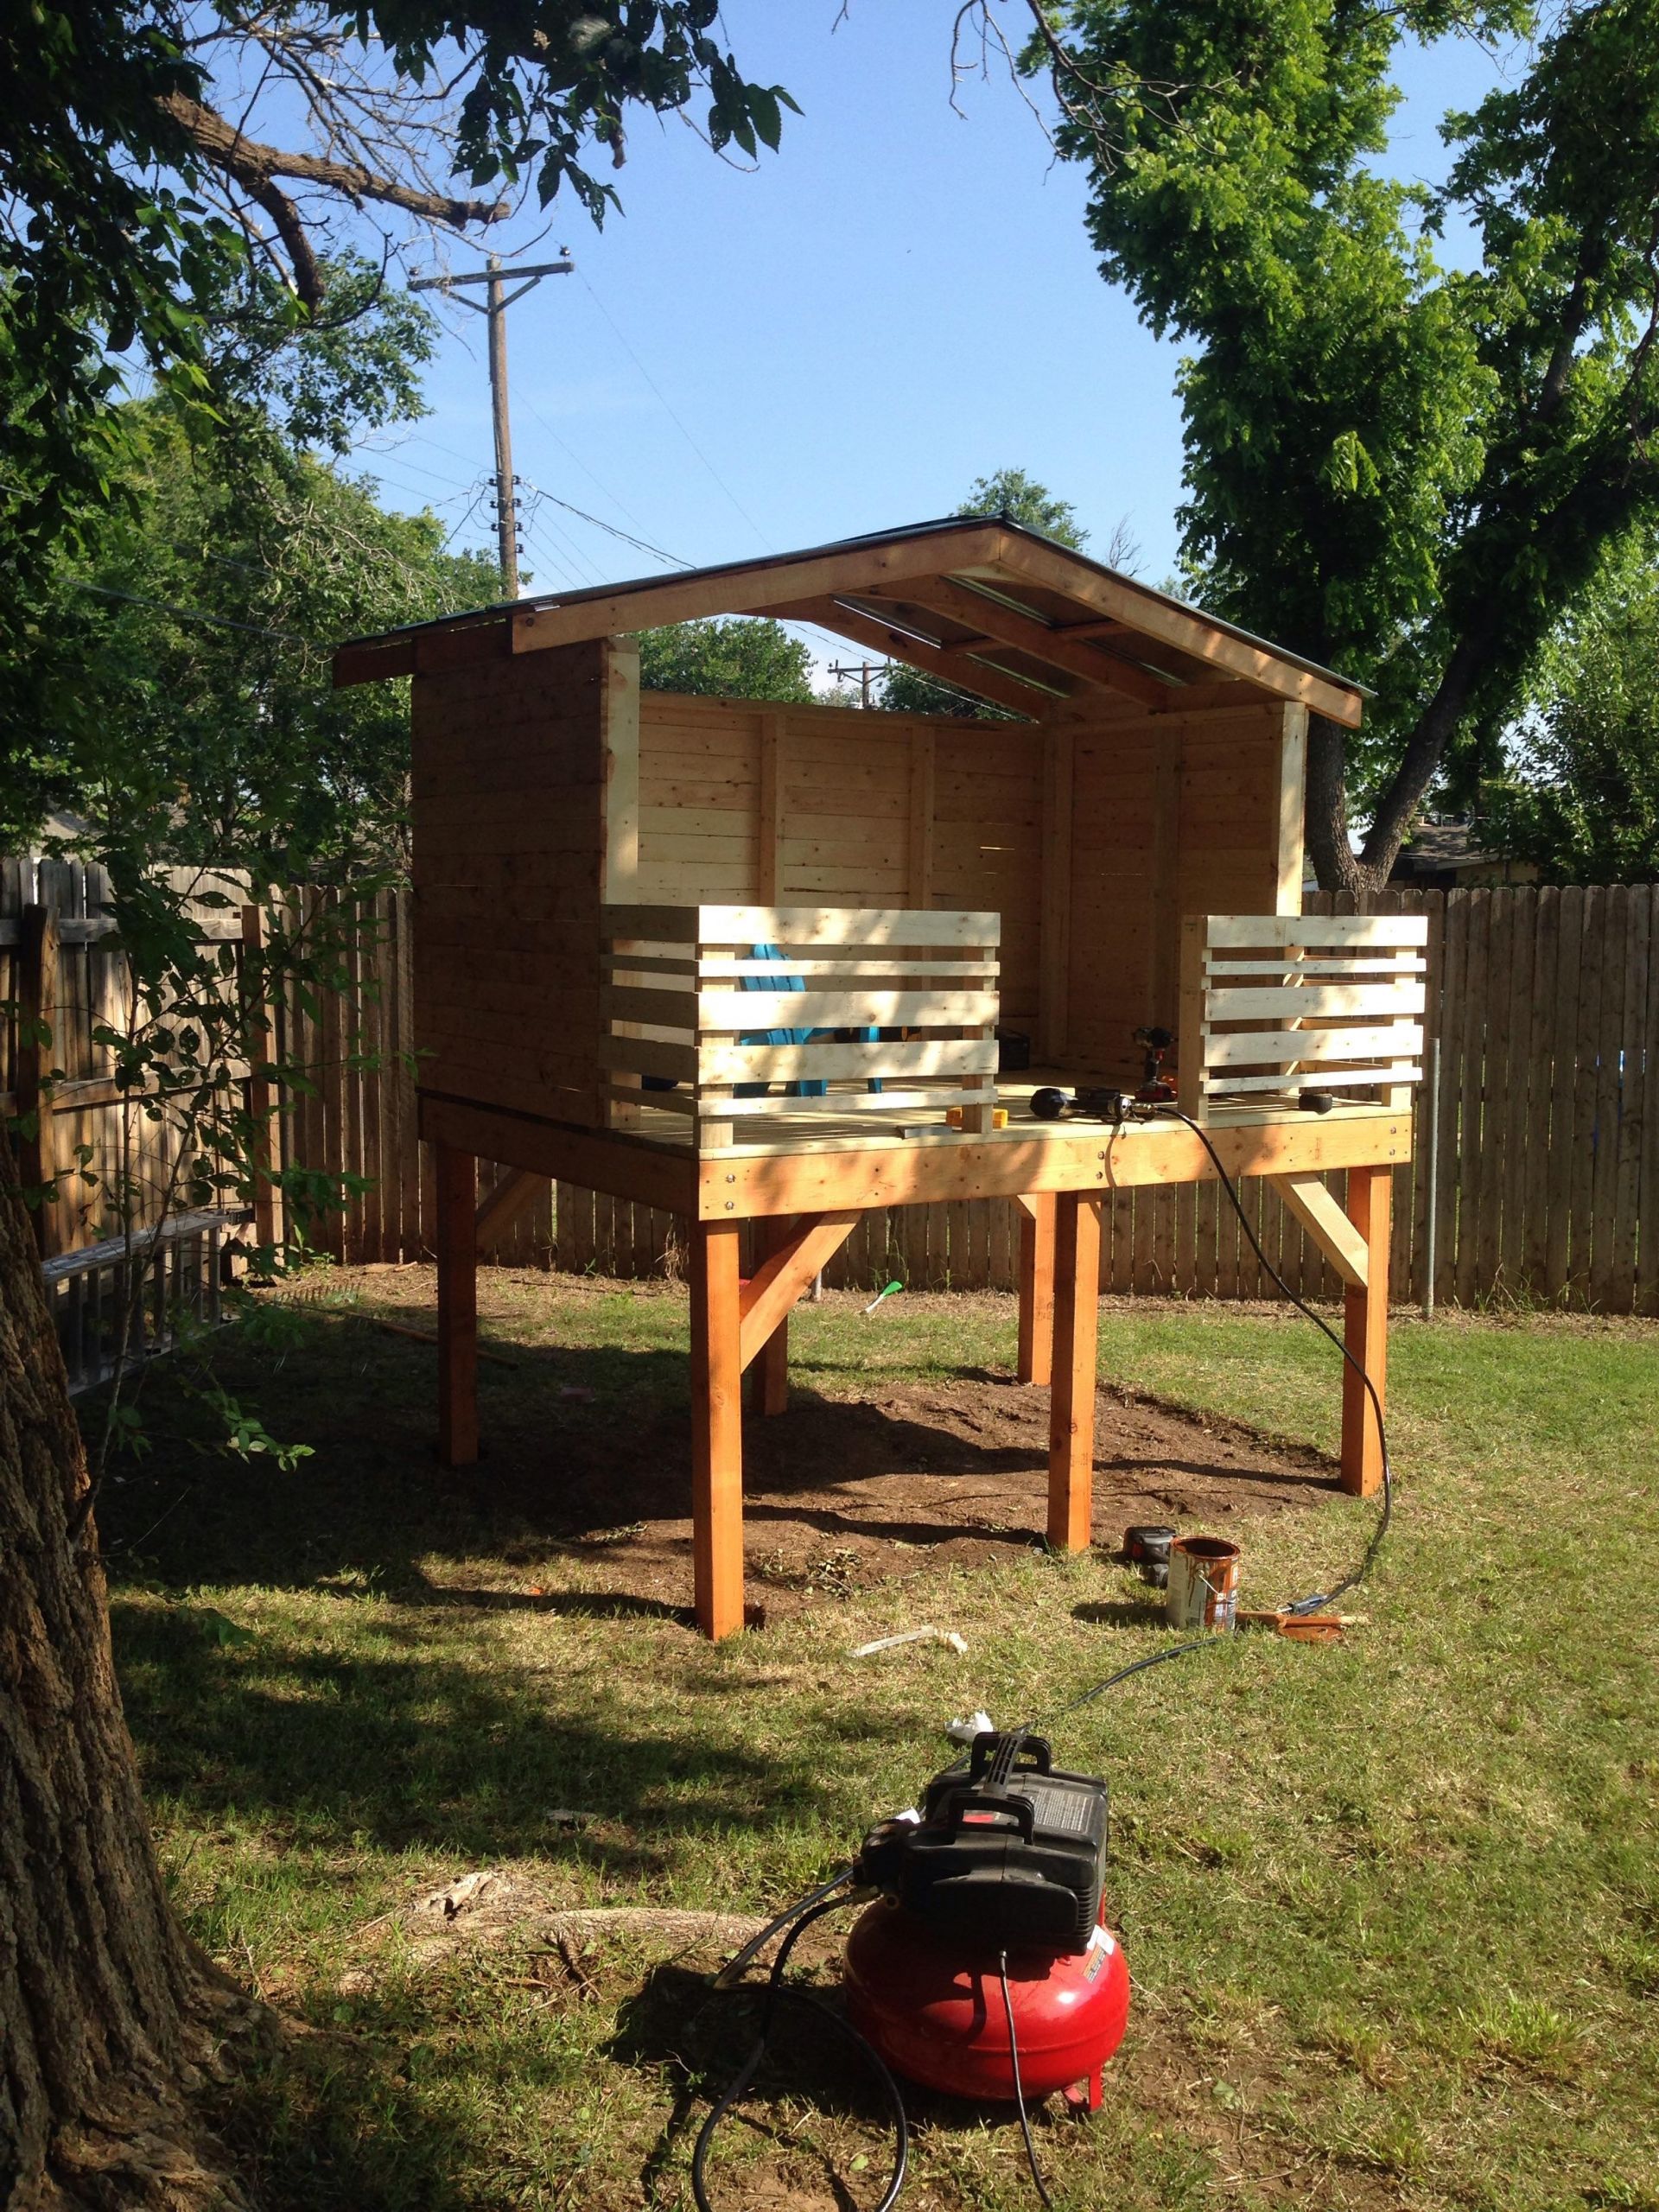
[111,1595,836,1871]
[611,1959,908,2212]
[212,2023,488,2212]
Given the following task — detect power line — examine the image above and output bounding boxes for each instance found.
[354,445,482,495]
[515,395,658,537]
[517,478,693,571]
[440,481,496,556]
[518,496,606,588]
[577,270,774,550]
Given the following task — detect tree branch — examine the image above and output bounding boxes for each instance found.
[158,90,509,302]
[245,172,323,307]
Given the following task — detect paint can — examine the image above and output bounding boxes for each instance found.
[1165,1536,1243,1633]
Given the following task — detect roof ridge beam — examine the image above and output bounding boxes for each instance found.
[505,528,1010,656]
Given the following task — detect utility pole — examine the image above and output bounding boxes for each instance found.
[829,659,883,709]
[410,251,573,597]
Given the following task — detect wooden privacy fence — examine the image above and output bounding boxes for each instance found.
[285,881,1659,1315]
[10,865,1657,1313]
[0,855,253,1256]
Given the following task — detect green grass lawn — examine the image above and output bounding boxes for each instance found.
[98,1275,1659,2211]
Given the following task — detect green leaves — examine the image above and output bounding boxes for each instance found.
[1042,0,1659,880]
[638,617,817,702]
[1320,429,1381,500]
[0,3,797,690]
[1484,531,1659,880]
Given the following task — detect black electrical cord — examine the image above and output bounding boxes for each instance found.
[941,1104,1397,1765]
[692,1890,909,2212]
[712,1866,856,1989]
[1148,1103,1394,1615]
[998,1950,1055,2210]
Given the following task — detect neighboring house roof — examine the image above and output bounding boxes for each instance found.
[1390,821,1538,887]
[332,513,1370,728]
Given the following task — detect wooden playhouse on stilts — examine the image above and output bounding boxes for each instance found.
[334,518,1422,1637]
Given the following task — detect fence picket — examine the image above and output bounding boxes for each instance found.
[1523,887,1560,1295]
[1611,888,1649,1312]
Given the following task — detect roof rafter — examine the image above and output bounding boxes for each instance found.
[989,538,1364,728]
[772,595,1043,719]
[330,516,1367,728]
[877,575,1174,709]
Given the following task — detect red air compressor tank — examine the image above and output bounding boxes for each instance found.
[842,1900,1130,2112]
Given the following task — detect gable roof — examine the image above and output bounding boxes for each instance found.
[333,513,1367,728]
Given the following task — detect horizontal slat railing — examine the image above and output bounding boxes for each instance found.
[1179,912,1429,1111]
[18,873,1640,1312]
[601,903,1001,1147]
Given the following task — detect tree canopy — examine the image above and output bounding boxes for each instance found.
[1484,542,1659,881]
[1014,0,1659,887]
[9,395,498,872]
[638,616,817,702]
[1,3,795,620]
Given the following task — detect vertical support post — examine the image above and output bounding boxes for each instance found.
[756,1214,792,1416]
[690,1218,746,1638]
[601,639,645,1132]
[435,1141,479,1466]
[961,932,1000,1135]
[1177,914,1207,1119]
[1016,1192,1056,1387]
[1272,703,1309,914]
[1047,1192,1103,1551]
[1341,1165,1391,1497]
[908,727,935,908]
[1039,726,1073,1061]
[240,902,283,1255]
[1149,732,1183,1025]
[758,712,784,903]
[17,903,61,1259]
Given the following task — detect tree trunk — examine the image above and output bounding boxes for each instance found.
[1305,590,1516,893]
[0,1141,250,2209]
[1304,714,1376,895]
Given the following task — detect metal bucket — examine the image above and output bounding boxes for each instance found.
[1165,1535,1242,1633]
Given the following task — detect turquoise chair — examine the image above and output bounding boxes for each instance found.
[734,943,883,1100]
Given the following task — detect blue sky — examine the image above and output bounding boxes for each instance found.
[348,4,1521,624]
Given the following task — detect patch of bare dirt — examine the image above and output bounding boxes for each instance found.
[484,1367,1340,1624]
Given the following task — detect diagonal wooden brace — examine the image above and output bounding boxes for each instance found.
[738,1211,859,1371]
[1268,1173,1370,1287]
[475,1168,549,1254]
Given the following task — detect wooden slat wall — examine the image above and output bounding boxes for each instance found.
[410,639,615,1129]
[1064,696,1295,1084]
[461,884,1654,1313]
[0,858,244,1257]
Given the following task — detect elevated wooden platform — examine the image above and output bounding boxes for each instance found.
[423,1084,1407,1637]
